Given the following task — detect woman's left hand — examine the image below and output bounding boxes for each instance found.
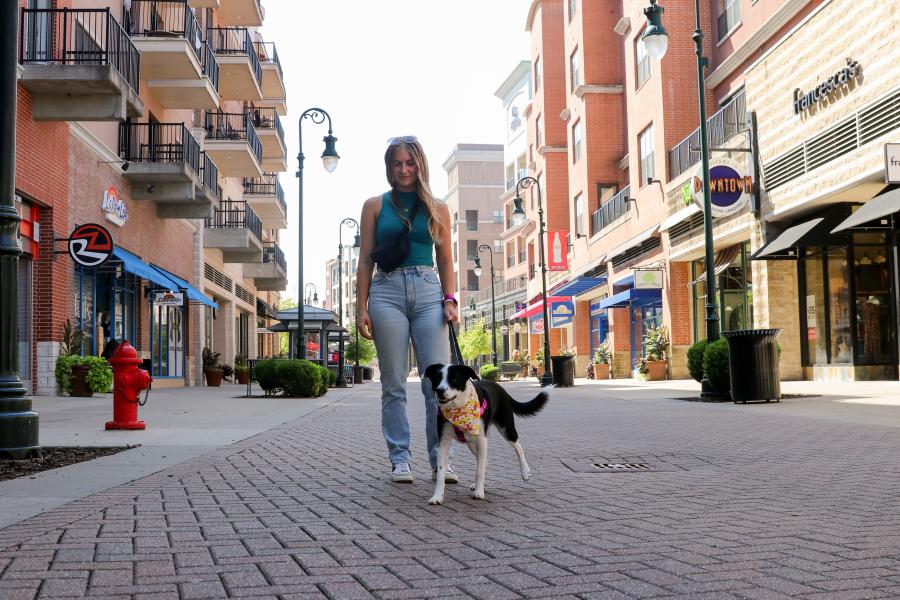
[443,300,459,323]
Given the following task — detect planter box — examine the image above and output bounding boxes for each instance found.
[646,360,667,381]
[235,370,249,385]
[205,369,224,387]
[594,363,610,380]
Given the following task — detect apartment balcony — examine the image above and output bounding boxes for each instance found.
[203,111,263,178]
[118,122,216,219]
[204,200,264,263]
[151,41,220,110]
[248,107,287,172]
[245,242,287,291]
[207,27,262,101]
[217,0,264,27]
[590,186,631,236]
[254,41,286,115]
[243,174,287,229]
[126,1,209,86]
[18,8,142,121]
[188,0,220,8]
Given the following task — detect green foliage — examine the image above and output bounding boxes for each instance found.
[593,340,611,364]
[535,348,545,367]
[55,355,112,394]
[479,364,500,381]
[277,298,298,355]
[254,359,281,395]
[55,355,76,395]
[458,319,491,361]
[702,338,731,393]
[633,357,649,380]
[316,364,330,396]
[60,318,84,357]
[202,347,221,371]
[643,325,669,361]
[234,354,248,373]
[511,349,530,365]
[254,359,329,398]
[346,324,376,365]
[687,339,709,383]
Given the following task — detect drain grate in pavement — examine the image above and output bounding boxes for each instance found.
[592,462,656,471]
[560,457,688,473]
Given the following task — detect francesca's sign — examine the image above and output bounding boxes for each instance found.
[793,58,860,115]
[101,186,128,226]
[154,291,184,307]
[692,157,753,218]
[886,143,900,184]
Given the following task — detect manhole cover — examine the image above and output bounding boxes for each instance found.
[592,463,655,471]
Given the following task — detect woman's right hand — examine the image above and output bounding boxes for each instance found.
[358,310,374,340]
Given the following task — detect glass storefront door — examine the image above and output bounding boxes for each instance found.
[692,242,753,341]
[151,301,184,378]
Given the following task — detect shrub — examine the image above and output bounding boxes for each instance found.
[479,364,500,381]
[702,338,731,394]
[55,355,113,394]
[316,365,330,396]
[593,340,611,364]
[254,359,282,395]
[202,347,220,371]
[687,339,709,383]
[253,359,329,397]
[644,325,669,361]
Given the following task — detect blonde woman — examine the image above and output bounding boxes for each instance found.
[356,137,459,483]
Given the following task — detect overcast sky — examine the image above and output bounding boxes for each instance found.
[260,0,533,302]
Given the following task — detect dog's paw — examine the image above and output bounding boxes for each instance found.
[469,482,476,491]
[522,467,531,481]
[427,495,443,505]
[472,489,485,500]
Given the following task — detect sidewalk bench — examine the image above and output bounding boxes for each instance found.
[499,362,522,381]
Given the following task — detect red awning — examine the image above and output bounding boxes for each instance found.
[510,296,572,320]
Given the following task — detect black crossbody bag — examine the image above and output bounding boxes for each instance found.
[371,192,421,273]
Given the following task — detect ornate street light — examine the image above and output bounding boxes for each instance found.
[473,244,498,366]
[296,108,339,359]
[336,217,359,387]
[304,282,318,307]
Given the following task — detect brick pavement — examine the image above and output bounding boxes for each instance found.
[2,381,900,599]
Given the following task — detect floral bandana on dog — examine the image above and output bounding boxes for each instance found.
[440,381,487,440]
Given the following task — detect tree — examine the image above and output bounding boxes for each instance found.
[277,297,298,355]
[458,318,491,361]
[345,321,376,365]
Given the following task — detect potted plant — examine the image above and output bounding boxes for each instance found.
[55,319,89,396]
[642,325,669,381]
[203,347,224,387]
[55,354,113,397]
[592,340,612,380]
[234,354,249,385]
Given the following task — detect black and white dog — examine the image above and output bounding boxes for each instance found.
[423,364,550,505]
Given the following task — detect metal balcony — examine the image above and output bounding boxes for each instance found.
[203,111,263,178]
[243,174,287,229]
[118,122,214,219]
[254,41,285,115]
[207,27,262,101]
[18,8,143,121]
[204,200,264,263]
[245,242,287,291]
[248,107,286,172]
[126,1,208,87]
[590,186,630,236]
[217,0,264,27]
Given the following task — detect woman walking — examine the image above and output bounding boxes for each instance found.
[356,136,459,483]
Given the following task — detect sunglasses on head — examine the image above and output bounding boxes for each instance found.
[387,135,418,145]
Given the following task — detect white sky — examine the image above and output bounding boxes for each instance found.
[260,0,533,303]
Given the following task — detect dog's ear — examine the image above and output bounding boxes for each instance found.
[461,365,479,382]
[423,363,444,384]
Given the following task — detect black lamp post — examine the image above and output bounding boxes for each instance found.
[473,245,497,366]
[304,282,318,307]
[0,0,39,459]
[511,176,553,387]
[296,108,339,359]
[641,0,719,344]
[336,218,359,387]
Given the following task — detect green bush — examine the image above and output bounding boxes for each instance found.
[702,338,731,394]
[316,365,330,396]
[253,359,328,398]
[479,364,500,381]
[687,339,709,383]
[254,359,282,395]
[55,355,113,394]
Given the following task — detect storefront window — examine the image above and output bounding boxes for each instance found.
[75,269,96,355]
[151,302,184,377]
[828,248,851,363]
[854,234,891,364]
[692,243,753,341]
[803,249,828,364]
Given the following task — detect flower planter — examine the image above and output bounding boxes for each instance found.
[646,360,667,381]
[235,370,249,385]
[69,364,93,397]
[205,369,224,387]
[594,363,610,380]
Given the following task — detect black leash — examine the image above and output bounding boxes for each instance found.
[448,322,465,366]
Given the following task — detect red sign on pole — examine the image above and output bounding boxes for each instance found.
[547,230,567,272]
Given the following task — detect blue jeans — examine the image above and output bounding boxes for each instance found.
[369,266,449,469]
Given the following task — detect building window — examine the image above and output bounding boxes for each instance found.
[493,209,503,223]
[636,31,650,87]
[466,209,478,231]
[574,193,585,237]
[507,242,515,268]
[467,270,479,291]
[534,56,541,91]
[535,115,542,149]
[717,0,741,40]
[570,47,580,92]
[453,245,457,263]
[572,120,583,163]
[467,239,478,261]
[692,243,753,342]
[494,239,503,254]
[639,124,655,184]
[505,163,515,190]
[568,0,577,21]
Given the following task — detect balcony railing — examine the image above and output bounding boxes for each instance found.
[668,89,747,179]
[205,199,262,241]
[206,26,262,85]
[590,185,630,236]
[118,122,200,175]
[253,41,281,78]
[199,152,219,198]
[204,112,263,161]
[200,41,219,90]
[243,174,286,214]
[127,0,203,63]
[262,242,287,272]
[19,8,140,93]
[248,107,284,145]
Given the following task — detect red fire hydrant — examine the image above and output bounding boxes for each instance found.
[105,340,151,430]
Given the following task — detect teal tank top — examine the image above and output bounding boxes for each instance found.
[374,190,435,268]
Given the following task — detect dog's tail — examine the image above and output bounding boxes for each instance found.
[509,385,553,416]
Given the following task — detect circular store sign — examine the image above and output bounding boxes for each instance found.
[691,157,753,218]
[68,223,114,267]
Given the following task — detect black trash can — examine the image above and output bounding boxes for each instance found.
[353,366,364,384]
[550,355,575,387]
[722,329,782,403]
[362,366,373,380]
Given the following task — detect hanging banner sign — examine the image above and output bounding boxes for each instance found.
[547,230,567,271]
[550,299,575,328]
[68,223,114,267]
[100,186,128,226]
[514,301,527,313]
[885,143,900,184]
[530,316,545,335]
[692,157,753,218]
[154,291,184,307]
[634,269,664,289]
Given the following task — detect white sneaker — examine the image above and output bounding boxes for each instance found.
[432,464,459,484]
[391,463,413,483]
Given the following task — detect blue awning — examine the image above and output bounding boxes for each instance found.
[595,287,662,310]
[151,264,219,309]
[112,247,180,290]
[553,276,607,297]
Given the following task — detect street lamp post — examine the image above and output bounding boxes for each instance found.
[473,245,497,366]
[0,0,40,459]
[641,0,719,344]
[296,108,339,360]
[336,218,360,387]
[511,176,553,387]
[304,282,318,307]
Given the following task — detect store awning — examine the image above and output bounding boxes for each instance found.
[112,247,180,290]
[150,264,219,309]
[256,298,277,319]
[831,188,900,233]
[607,225,660,260]
[510,296,572,320]
[659,204,701,232]
[552,276,607,297]
[690,244,741,286]
[753,205,852,260]
[595,287,662,310]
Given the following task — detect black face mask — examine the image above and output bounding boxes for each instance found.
[371,195,421,272]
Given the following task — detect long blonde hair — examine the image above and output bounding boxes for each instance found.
[384,139,446,244]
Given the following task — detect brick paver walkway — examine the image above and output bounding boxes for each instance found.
[2,382,900,599]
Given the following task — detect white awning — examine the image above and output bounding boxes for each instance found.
[659,204,701,232]
[831,188,900,233]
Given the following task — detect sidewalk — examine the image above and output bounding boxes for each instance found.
[2,378,900,598]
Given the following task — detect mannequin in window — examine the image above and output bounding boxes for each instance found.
[862,296,881,361]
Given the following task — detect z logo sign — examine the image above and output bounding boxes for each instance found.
[68,223,114,268]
